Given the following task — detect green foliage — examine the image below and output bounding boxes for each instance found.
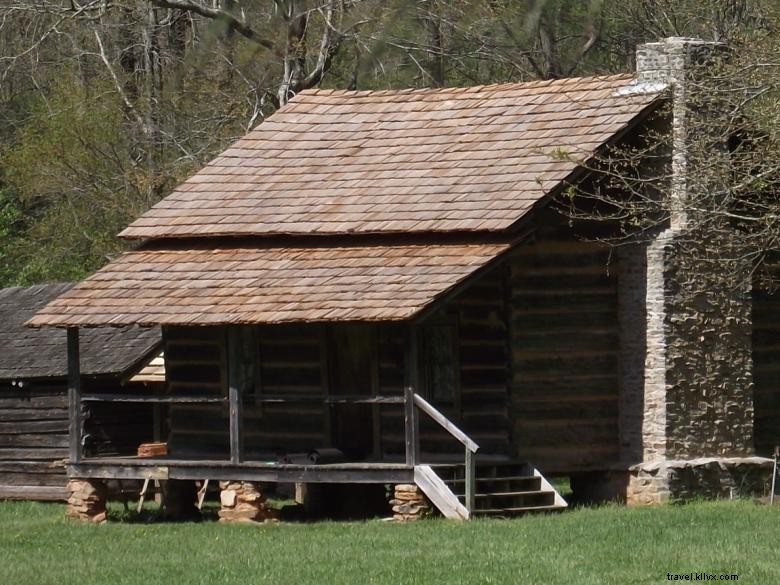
[0,500,779,584]
[0,0,777,287]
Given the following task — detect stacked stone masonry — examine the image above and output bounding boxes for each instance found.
[66,479,107,523]
[218,481,279,523]
[391,484,432,522]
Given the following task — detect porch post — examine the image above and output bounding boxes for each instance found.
[227,327,244,464]
[404,324,420,466]
[66,327,82,463]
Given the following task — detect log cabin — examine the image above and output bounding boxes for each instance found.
[26,38,780,521]
[0,284,163,500]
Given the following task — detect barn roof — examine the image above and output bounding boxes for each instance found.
[119,75,663,240]
[29,74,665,329]
[1,284,161,378]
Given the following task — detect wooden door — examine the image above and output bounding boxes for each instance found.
[328,324,375,459]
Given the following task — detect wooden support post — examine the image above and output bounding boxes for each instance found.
[465,447,475,517]
[66,328,82,464]
[404,324,420,466]
[227,327,244,465]
[404,386,419,466]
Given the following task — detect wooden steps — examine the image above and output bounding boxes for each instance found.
[435,461,567,518]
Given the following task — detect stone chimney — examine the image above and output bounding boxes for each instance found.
[614,38,759,505]
[635,37,727,230]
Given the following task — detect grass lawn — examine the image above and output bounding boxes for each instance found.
[0,499,776,585]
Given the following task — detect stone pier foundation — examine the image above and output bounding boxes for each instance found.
[390,484,432,522]
[218,481,279,523]
[66,478,107,523]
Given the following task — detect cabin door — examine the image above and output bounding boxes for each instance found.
[328,324,375,459]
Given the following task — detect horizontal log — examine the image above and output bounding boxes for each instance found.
[459,346,507,366]
[516,445,619,473]
[461,392,508,409]
[458,323,506,339]
[166,343,222,363]
[259,343,320,362]
[514,423,618,448]
[0,420,68,434]
[0,395,67,408]
[461,368,507,387]
[512,273,615,291]
[0,485,67,500]
[167,364,222,385]
[511,312,618,330]
[261,365,321,387]
[0,405,69,420]
[0,434,68,448]
[514,400,618,419]
[512,354,618,375]
[0,472,65,486]
[0,448,69,460]
[513,331,618,352]
[0,461,66,473]
[260,384,323,394]
[165,326,224,343]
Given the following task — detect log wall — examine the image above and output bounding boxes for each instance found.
[753,263,780,456]
[249,324,328,454]
[165,326,229,457]
[509,234,621,473]
[0,377,153,499]
[0,384,68,499]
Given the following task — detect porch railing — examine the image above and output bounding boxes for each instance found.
[404,386,480,514]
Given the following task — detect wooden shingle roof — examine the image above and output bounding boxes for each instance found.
[30,74,665,328]
[1,284,161,378]
[120,75,664,240]
[27,242,509,327]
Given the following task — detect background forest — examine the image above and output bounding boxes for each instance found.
[0,0,778,286]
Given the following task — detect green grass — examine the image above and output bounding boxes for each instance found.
[0,500,776,584]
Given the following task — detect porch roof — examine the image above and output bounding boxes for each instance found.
[26,241,509,328]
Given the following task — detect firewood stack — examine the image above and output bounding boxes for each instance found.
[218,481,280,523]
[391,484,432,522]
[66,479,107,523]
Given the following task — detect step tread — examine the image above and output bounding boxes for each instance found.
[472,490,556,498]
[474,504,567,514]
[446,475,538,484]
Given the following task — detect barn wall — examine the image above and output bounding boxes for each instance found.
[509,234,621,473]
[0,384,68,499]
[0,375,156,499]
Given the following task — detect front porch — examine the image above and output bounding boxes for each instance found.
[64,317,567,521]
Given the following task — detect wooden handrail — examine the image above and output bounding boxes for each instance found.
[80,394,226,404]
[404,387,479,517]
[412,393,479,453]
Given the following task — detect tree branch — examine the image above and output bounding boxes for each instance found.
[147,0,275,50]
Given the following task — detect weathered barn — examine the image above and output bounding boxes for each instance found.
[0,284,163,500]
[27,38,779,521]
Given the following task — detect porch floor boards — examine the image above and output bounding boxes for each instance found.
[67,457,461,485]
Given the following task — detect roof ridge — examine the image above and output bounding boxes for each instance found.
[297,73,635,99]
